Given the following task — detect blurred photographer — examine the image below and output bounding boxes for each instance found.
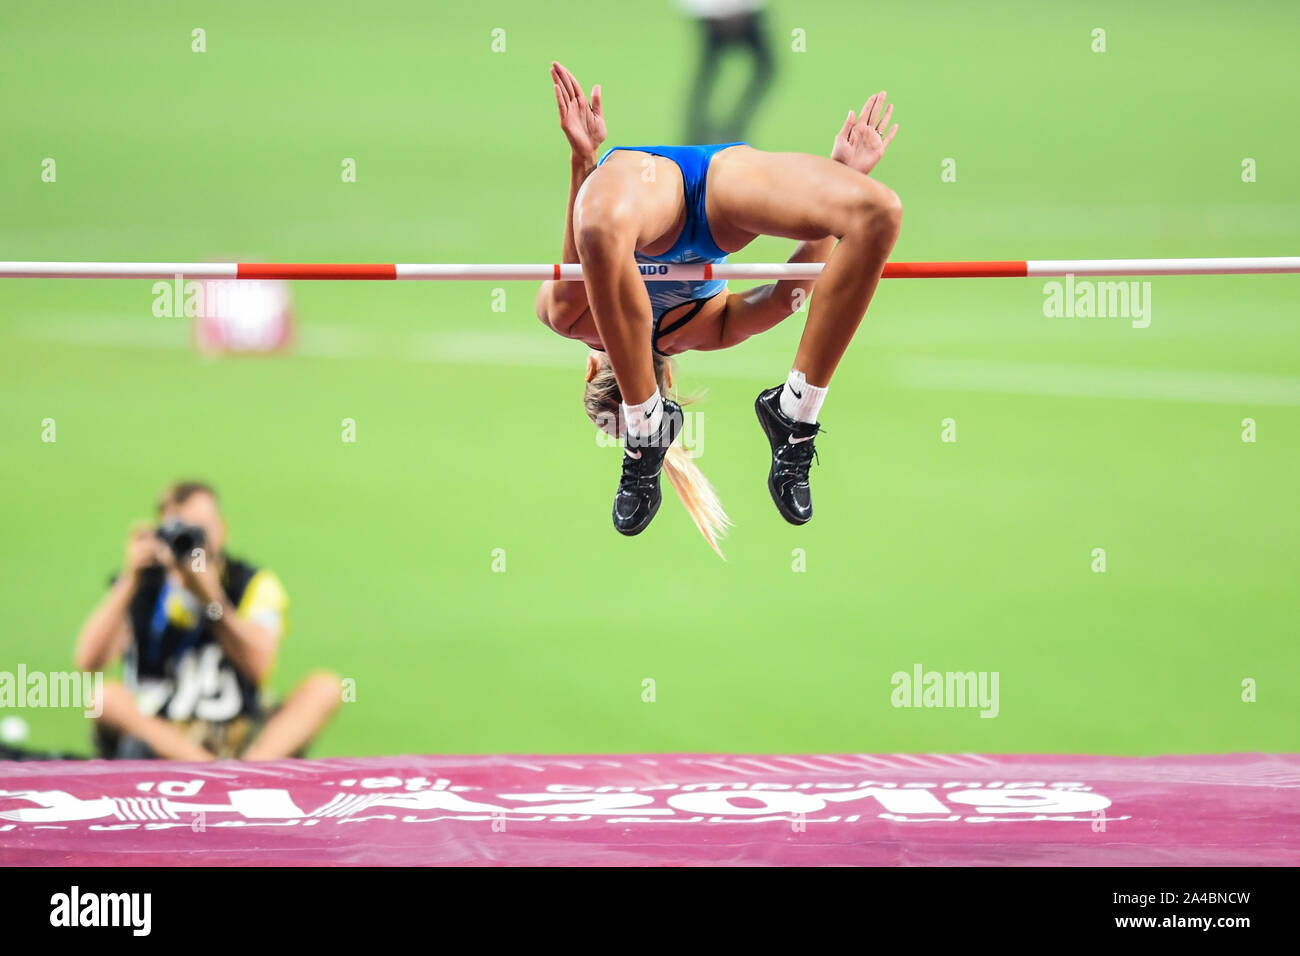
[75,480,341,760]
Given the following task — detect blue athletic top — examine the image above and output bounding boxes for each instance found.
[597,142,745,354]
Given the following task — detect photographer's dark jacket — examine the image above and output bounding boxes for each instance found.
[117,557,288,724]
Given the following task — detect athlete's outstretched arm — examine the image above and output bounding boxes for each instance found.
[536,62,604,338]
[700,235,835,351]
[535,152,599,337]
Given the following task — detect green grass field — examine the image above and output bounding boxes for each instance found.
[2,0,1297,758]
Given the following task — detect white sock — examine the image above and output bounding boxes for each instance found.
[623,388,664,440]
[779,370,828,424]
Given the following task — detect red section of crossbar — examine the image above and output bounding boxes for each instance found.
[237,263,397,280]
[884,260,1028,278]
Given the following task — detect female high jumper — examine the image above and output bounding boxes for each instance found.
[536,62,901,555]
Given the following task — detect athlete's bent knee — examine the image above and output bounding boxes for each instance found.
[876,185,903,229]
[843,180,903,239]
[574,198,637,260]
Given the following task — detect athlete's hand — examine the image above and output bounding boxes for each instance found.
[831,91,898,176]
[551,61,605,160]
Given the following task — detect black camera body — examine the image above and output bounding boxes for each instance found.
[156,520,206,559]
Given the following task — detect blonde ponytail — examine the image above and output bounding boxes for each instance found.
[584,350,732,558]
[663,443,732,559]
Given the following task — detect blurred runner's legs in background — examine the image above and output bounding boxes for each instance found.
[680,0,774,142]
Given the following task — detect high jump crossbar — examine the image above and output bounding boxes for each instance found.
[0,257,1298,281]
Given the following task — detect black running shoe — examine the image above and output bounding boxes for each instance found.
[755,385,820,525]
[612,398,684,536]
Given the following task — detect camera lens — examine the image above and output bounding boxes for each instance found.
[156,520,206,559]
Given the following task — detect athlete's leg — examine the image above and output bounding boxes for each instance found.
[573,156,690,536]
[572,157,682,408]
[707,147,902,387]
[707,147,901,524]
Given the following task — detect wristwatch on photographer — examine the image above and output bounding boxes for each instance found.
[204,600,228,623]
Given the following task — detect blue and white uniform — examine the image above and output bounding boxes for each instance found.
[597,142,745,354]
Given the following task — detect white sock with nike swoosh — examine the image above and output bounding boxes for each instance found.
[623,388,664,440]
[779,370,827,424]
